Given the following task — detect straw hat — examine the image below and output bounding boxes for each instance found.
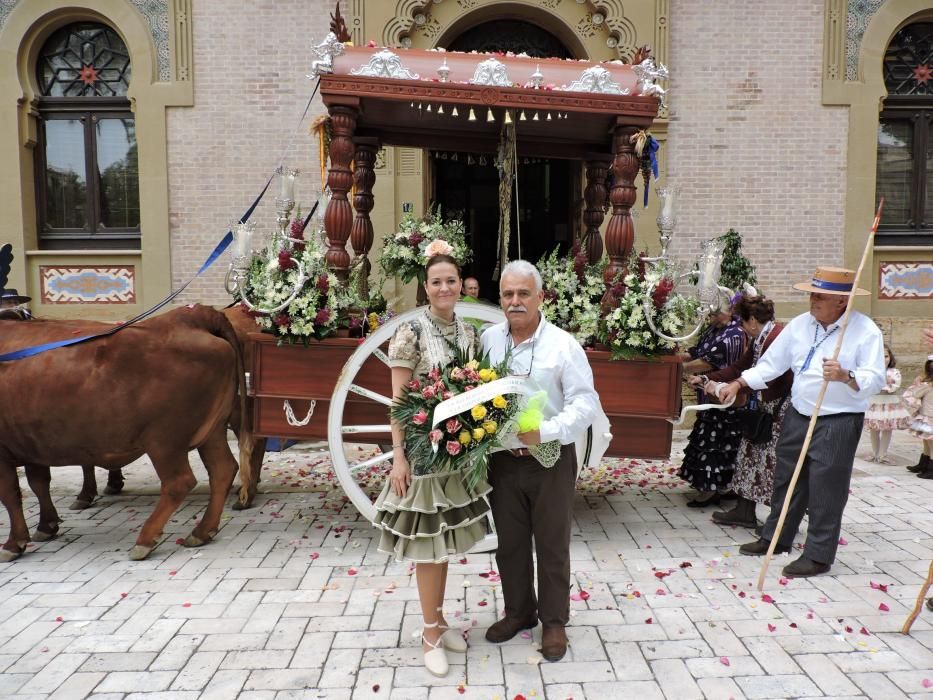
[792,266,869,296]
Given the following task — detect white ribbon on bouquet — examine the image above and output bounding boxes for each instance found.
[430,376,532,452]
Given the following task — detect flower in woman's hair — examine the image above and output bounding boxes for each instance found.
[278,249,296,271]
[446,440,462,456]
[471,427,486,442]
[425,239,454,258]
[445,418,461,433]
[273,313,290,328]
[412,409,428,425]
[314,308,331,325]
[458,430,472,446]
[427,367,441,382]
[492,395,508,409]
[482,420,498,435]
[316,274,330,294]
[470,404,488,420]
[422,385,437,400]
[429,429,443,444]
[407,378,421,391]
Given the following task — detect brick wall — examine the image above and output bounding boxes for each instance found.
[666,0,847,302]
[166,0,331,306]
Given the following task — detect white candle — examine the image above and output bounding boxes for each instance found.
[661,190,675,220]
[232,224,252,258]
[279,172,291,200]
[702,257,718,287]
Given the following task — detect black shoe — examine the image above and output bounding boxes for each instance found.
[687,493,721,508]
[909,454,931,473]
[754,524,763,537]
[739,538,791,556]
[485,615,538,643]
[712,497,758,528]
[719,490,738,500]
[782,556,830,578]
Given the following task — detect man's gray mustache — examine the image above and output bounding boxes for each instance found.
[507,306,527,313]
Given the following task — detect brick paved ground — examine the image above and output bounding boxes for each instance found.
[1,429,931,699]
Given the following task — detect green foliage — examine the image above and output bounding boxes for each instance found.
[717,229,757,291]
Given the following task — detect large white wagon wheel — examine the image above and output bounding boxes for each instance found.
[329,302,506,553]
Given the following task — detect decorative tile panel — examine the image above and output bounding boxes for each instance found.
[0,0,17,31]
[846,0,885,81]
[878,261,933,299]
[40,266,137,304]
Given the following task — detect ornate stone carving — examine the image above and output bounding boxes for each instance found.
[350,49,420,80]
[469,57,511,87]
[308,32,346,78]
[846,0,884,81]
[559,65,629,94]
[632,56,669,101]
[129,0,171,81]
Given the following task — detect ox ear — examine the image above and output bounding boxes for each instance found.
[0,243,12,292]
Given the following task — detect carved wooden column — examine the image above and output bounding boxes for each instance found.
[350,137,379,300]
[602,124,640,309]
[323,104,358,281]
[582,155,611,263]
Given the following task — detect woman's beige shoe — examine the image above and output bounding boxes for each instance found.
[436,607,467,653]
[422,622,449,677]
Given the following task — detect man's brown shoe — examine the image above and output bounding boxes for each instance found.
[541,624,568,662]
[485,615,538,643]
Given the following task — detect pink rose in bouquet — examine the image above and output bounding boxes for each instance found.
[427,367,441,382]
[429,429,443,444]
[412,410,428,425]
[425,239,454,258]
[407,378,421,391]
[445,418,461,433]
[422,385,437,400]
[446,441,462,456]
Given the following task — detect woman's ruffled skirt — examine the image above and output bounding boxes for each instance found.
[373,470,492,563]
[864,394,911,431]
[907,415,933,442]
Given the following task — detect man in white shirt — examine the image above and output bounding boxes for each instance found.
[719,266,885,577]
[480,260,599,662]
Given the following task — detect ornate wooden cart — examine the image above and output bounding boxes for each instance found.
[247,29,682,534]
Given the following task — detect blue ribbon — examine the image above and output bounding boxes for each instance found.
[0,80,322,363]
[643,136,660,206]
[810,278,853,292]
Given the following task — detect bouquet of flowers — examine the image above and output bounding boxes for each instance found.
[538,244,606,347]
[241,213,354,343]
[599,253,701,360]
[391,345,556,488]
[379,207,472,284]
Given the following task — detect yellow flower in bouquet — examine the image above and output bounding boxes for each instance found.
[482,420,498,435]
[472,427,486,442]
[478,368,498,382]
[492,395,508,409]
[458,430,472,446]
[466,359,480,370]
[470,404,488,420]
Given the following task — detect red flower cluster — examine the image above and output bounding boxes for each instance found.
[651,277,674,309]
[316,274,329,294]
[314,308,330,326]
[278,249,296,271]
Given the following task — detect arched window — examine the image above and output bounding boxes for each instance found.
[876,21,933,244]
[35,22,139,249]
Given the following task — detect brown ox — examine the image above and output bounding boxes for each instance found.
[0,304,252,561]
[72,304,268,510]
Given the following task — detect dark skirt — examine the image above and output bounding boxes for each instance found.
[678,407,742,492]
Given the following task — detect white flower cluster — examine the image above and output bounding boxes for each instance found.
[600,257,701,360]
[379,208,472,284]
[537,248,605,347]
[242,229,353,342]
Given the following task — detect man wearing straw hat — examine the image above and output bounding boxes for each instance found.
[719,266,885,577]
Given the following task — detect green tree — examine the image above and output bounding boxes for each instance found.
[717,228,757,292]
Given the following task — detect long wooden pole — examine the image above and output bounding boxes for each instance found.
[902,560,933,634]
[756,199,884,591]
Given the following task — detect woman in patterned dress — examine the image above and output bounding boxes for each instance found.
[372,253,490,677]
[677,307,748,507]
[699,295,793,527]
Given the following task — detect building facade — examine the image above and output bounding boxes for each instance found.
[0,0,929,360]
